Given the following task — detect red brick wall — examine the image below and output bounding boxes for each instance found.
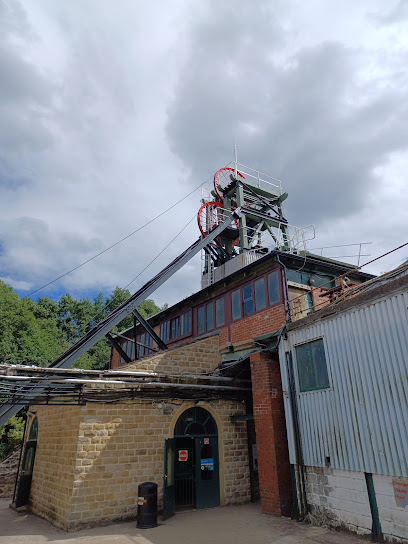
[250,351,292,517]
[229,304,286,344]
[111,302,287,369]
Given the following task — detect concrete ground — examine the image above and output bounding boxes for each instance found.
[0,499,370,544]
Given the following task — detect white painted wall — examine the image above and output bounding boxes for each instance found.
[305,466,372,536]
[373,474,408,543]
[304,467,408,542]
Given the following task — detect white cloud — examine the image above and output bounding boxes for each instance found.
[1,0,408,308]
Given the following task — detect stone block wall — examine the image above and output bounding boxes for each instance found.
[305,466,372,536]
[125,335,220,374]
[29,406,83,526]
[28,397,249,531]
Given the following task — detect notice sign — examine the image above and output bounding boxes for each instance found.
[201,458,214,471]
[392,478,408,508]
[204,438,209,444]
[178,449,188,462]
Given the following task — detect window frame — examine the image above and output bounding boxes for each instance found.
[138,332,153,358]
[294,337,331,393]
[229,266,282,324]
[119,338,135,364]
[159,310,193,344]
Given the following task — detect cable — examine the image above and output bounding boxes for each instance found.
[61,212,198,347]
[95,213,197,324]
[23,181,209,299]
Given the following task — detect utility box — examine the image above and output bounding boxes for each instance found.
[136,482,158,529]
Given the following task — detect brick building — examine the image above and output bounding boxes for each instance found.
[6,165,376,531]
[107,249,372,522]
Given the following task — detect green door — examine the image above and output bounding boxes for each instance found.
[15,440,37,508]
[163,438,175,520]
[195,436,220,509]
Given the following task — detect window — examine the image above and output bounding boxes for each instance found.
[160,320,170,342]
[171,316,180,339]
[295,338,330,392]
[268,270,280,305]
[29,418,38,441]
[120,339,135,364]
[139,333,153,357]
[180,310,192,336]
[215,297,225,327]
[231,289,241,320]
[206,301,214,331]
[242,283,254,316]
[197,306,205,334]
[254,277,266,311]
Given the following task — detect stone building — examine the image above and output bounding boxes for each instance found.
[5,164,381,533]
[9,248,372,531]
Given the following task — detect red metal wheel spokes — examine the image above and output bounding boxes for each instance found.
[213,167,245,200]
[197,201,224,237]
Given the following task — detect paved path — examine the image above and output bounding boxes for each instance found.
[0,499,370,544]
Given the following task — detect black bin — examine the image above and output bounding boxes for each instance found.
[136,482,158,529]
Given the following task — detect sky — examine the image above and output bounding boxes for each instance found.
[1,0,408,309]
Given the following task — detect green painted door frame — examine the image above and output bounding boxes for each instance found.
[163,438,175,520]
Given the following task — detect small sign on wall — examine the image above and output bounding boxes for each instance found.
[204,438,209,444]
[392,478,408,508]
[178,450,188,462]
[201,458,214,471]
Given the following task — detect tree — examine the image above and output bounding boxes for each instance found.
[0,281,69,367]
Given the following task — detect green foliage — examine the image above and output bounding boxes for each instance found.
[0,282,68,367]
[0,279,166,373]
[0,414,25,461]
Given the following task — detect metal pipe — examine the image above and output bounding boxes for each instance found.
[0,372,244,383]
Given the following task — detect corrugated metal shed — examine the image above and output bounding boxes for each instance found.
[279,270,408,477]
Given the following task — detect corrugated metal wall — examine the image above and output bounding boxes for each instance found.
[279,287,408,477]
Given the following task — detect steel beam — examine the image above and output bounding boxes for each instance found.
[132,309,168,351]
[106,333,131,364]
[0,212,238,427]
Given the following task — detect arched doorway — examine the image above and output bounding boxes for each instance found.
[163,407,220,519]
[15,417,38,508]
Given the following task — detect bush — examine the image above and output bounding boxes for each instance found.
[0,415,26,461]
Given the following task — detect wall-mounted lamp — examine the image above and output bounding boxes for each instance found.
[163,406,174,415]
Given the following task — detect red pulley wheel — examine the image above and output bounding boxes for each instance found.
[213,167,245,200]
[197,201,224,237]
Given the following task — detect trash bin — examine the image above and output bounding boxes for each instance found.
[136,481,158,529]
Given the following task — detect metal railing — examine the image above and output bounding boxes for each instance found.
[230,160,283,194]
[307,242,372,266]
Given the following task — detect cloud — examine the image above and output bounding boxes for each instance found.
[166,0,408,274]
[1,0,408,308]
[371,0,408,24]
[0,276,32,291]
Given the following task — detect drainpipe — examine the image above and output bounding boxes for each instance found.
[285,350,308,520]
[365,473,384,542]
[276,256,292,323]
